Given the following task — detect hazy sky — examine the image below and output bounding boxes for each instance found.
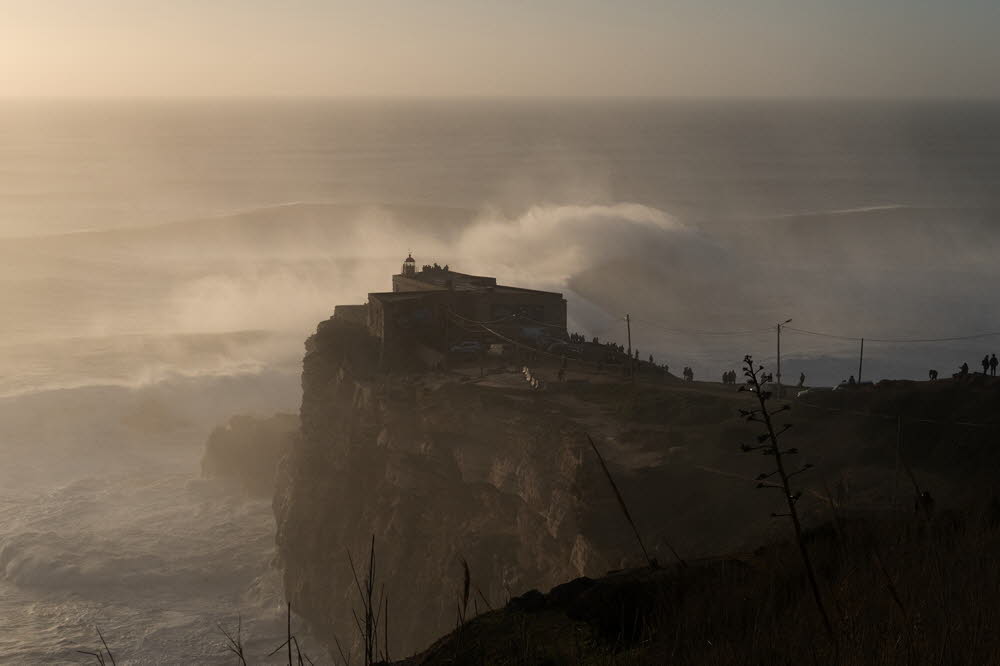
[1,0,998,97]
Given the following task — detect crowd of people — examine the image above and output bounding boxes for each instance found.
[983,354,998,376]
[951,353,998,379]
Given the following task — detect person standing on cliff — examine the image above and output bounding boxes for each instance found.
[991,354,998,377]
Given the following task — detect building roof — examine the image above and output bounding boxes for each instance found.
[389,263,565,299]
[369,290,451,303]
[398,267,496,290]
[490,284,564,297]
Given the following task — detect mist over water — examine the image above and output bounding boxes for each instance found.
[2,98,1000,661]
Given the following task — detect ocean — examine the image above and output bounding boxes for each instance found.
[1,98,999,662]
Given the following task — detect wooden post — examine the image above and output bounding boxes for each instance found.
[626,314,634,383]
[776,319,791,398]
[858,337,865,384]
[777,323,782,398]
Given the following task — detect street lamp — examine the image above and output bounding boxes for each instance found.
[777,319,792,398]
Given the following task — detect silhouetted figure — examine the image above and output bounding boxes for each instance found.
[722,371,728,385]
[798,372,805,388]
[983,355,990,375]
[929,369,938,381]
[848,375,856,385]
[649,354,654,364]
[992,354,998,377]
[960,362,969,377]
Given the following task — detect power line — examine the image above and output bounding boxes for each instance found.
[630,317,774,338]
[594,316,1000,345]
[785,326,1000,345]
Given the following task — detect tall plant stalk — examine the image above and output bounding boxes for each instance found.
[739,355,833,639]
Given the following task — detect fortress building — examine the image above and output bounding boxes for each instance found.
[334,255,567,359]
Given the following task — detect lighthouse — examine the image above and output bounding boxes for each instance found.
[401,253,416,277]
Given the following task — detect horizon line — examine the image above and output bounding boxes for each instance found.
[2,93,1000,103]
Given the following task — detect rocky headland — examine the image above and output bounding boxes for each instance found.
[269,315,1000,661]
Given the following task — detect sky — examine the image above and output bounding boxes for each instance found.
[0,0,998,98]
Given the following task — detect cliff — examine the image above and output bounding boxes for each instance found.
[274,316,1000,658]
[274,317,643,656]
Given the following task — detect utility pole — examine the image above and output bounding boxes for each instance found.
[625,314,634,383]
[858,337,865,384]
[776,318,792,398]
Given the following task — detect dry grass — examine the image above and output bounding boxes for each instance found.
[634,502,1000,665]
